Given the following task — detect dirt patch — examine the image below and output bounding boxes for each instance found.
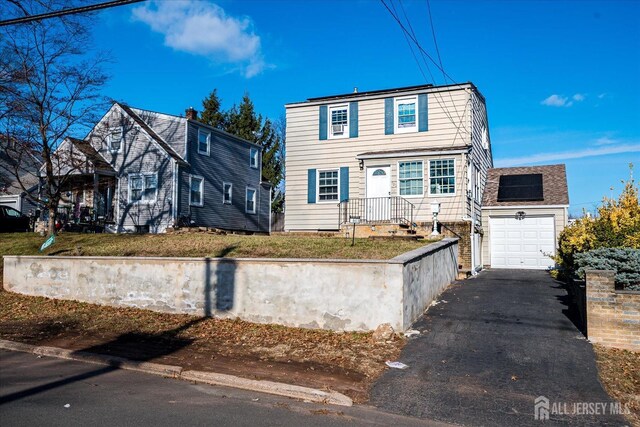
[0,290,404,403]
[593,345,640,426]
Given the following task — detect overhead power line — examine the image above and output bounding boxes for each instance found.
[0,0,146,27]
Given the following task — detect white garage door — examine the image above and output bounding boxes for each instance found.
[490,216,555,269]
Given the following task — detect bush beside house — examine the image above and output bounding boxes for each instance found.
[555,168,640,289]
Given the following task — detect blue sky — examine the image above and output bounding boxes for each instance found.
[90,0,640,216]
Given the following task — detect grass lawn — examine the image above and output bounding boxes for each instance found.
[0,232,432,260]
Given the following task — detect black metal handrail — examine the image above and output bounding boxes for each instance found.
[338,197,415,229]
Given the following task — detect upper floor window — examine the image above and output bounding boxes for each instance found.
[223,182,232,204]
[395,97,417,133]
[190,175,204,206]
[318,169,339,202]
[129,173,157,203]
[329,105,348,138]
[398,161,423,196]
[246,186,256,214]
[429,159,455,195]
[250,148,259,168]
[108,127,123,152]
[198,129,210,155]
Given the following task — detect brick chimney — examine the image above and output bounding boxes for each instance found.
[185,107,198,120]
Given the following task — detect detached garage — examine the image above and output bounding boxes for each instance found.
[481,164,569,270]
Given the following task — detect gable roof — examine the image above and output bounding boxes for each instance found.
[116,103,187,165]
[66,137,114,172]
[483,164,569,207]
[0,141,41,194]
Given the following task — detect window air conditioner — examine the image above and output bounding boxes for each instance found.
[332,124,345,134]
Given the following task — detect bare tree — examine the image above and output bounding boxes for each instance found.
[0,0,109,234]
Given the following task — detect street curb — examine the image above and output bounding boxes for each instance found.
[0,339,353,407]
[180,370,353,407]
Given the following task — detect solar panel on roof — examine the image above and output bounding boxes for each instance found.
[497,174,544,202]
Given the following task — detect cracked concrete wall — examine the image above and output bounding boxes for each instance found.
[3,239,458,332]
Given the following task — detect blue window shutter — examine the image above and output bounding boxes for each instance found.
[319,106,328,140]
[349,102,358,138]
[418,93,428,132]
[384,98,394,135]
[307,169,316,203]
[340,167,349,201]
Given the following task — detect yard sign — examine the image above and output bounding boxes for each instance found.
[39,234,55,252]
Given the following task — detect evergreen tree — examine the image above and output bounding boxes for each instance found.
[224,93,284,211]
[199,89,227,129]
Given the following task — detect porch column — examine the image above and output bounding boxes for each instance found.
[93,173,99,221]
[105,185,112,220]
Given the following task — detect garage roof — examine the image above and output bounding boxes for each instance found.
[483,164,569,207]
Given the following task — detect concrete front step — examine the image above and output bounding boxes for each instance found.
[341,223,431,239]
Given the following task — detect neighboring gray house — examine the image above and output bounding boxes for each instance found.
[0,141,41,215]
[285,83,493,273]
[50,102,270,233]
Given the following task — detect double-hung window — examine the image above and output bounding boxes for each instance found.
[190,175,204,206]
[429,159,456,195]
[318,170,339,202]
[129,173,157,203]
[250,148,259,168]
[329,105,348,138]
[198,129,210,155]
[398,161,423,196]
[395,97,417,133]
[223,182,232,204]
[108,127,123,152]
[245,187,256,213]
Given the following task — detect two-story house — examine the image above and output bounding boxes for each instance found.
[284,83,493,273]
[49,102,271,233]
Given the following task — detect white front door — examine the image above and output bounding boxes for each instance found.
[490,216,556,269]
[366,166,391,221]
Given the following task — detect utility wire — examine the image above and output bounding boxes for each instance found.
[0,0,146,27]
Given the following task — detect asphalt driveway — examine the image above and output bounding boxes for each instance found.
[370,269,628,426]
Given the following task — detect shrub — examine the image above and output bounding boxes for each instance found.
[574,248,640,290]
[554,166,640,281]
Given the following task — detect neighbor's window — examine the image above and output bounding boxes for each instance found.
[246,186,256,213]
[429,159,455,195]
[198,129,210,155]
[318,170,339,201]
[398,161,423,196]
[395,97,417,133]
[190,175,204,206]
[223,182,232,204]
[329,105,348,138]
[129,173,157,203]
[250,148,259,168]
[109,127,123,152]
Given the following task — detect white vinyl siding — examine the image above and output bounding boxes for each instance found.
[189,175,204,207]
[398,160,423,197]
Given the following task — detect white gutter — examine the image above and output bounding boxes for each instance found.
[482,204,570,210]
[357,149,468,160]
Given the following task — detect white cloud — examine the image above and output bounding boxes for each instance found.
[495,143,640,167]
[541,93,586,107]
[594,136,617,146]
[132,1,267,78]
[541,94,569,107]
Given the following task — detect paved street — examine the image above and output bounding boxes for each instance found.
[371,269,627,426]
[0,350,448,427]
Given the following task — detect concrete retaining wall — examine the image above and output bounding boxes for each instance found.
[3,238,458,332]
[586,270,640,351]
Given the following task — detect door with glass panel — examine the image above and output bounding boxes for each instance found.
[366,166,391,221]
